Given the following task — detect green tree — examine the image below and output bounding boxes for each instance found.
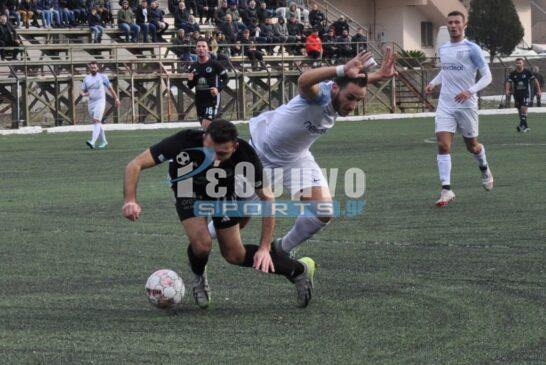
[466,0,524,63]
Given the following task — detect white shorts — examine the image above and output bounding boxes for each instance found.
[435,108,479,138]
[261,152,329,199]
[88,100,106,122]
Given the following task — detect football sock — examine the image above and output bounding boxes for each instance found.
[473,144,488,169]
[241,244,304,279]
[187,245,209,276]
[90,123,101,144]
[281,215,329,253]
[99,124,107,144]
[437,154,452,187]
[520,112,528,128]
[208,220,217,240]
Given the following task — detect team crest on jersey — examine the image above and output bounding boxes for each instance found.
[206,66,212,73]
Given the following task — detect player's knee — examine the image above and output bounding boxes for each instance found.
[317,215,333,224]
[466,143,481,154]
[437,142,450,154]
[221,249,245,265]
[190,238,212,256]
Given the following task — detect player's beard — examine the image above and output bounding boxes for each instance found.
[91,71,97,76]
[331,91,345,116]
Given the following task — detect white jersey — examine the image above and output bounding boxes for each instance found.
[81,73,111,103]
[436,39,489,109]
[249,81,337,165]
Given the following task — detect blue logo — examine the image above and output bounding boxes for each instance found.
[169,147,215,184]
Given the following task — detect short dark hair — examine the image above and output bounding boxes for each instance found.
[205,120,239,143]
[89,61,98,66]
[515,57,524,62]
[335,76,368,88]
[447,10,465,21]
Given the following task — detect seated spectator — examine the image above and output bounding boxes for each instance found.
[167,0,179,15]
[241,0,257,27]
[305,27,321,59]
[0,14,21,59]
[332,15,349,36]
[89,0,113,27]
[171,28,193,61]
[49,0,63,27]
[236,28,265,69]
[286,13,304,54]
[117,0,140,42]
[308,3,324,28]
[118,0,138,10]
[226,3,240,23]
[59,0,76,27]
[184,0,197,18]
[180,14,199,34]
[88,7,104,42]
[150,0,168,41]
[219,13,239,44]
[278,1,308,24]
[197,0,216,25]
[335,29,352,58]
[135,0,157,42]
[256,1,272,25]
[214,0,228,23]
[36,0,53,28]
[216,31,231,60]
[19,0,37,28]
[321,26,336,59]
[274,16,294,54]
[70,0,88,24]
[173,1,191,29]
[351,26,367,54]
[2,0,21,28]
[291,0,308,24]
[257,16,279,55]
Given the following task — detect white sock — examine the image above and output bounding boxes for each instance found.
[281,215,329,252]
[99,124,107,144]
[208,220,217,240]
[473,144,488,169]
[437,154,452,187]
[91,123,101,144]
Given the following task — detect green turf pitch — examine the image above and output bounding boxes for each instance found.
[0,115,545,364]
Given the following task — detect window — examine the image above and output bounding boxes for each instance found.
[421,21,433,47]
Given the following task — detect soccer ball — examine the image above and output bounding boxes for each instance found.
[176,151,191,166]
[145,269,185,310]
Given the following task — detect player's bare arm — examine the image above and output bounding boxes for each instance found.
[123,149,157,221]
[252,185,276,273]
[109,86,121,107]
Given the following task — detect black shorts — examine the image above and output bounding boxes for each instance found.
[196,99,219,122]
[175,198,242,230]
[514,94,531,108]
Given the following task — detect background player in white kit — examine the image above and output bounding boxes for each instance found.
[208,49,397,256]
[80,61,121,149]
[425,11,494,207]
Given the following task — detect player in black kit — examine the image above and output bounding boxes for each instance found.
[186,39,229,128]
[122,120,316,309]
[505,58,542,132]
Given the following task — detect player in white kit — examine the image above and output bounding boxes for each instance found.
[425,11,494,207]
[80,61,121,149]
[228,49,397,256]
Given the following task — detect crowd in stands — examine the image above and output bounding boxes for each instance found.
[0,0,369,62]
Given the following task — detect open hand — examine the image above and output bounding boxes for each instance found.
[253,247,274,273]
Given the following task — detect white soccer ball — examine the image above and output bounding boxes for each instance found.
[176,151,191,166]
[145,269,185,310]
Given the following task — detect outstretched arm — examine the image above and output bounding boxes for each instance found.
[123,149,157,221]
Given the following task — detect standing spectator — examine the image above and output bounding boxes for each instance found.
[88,7,104,42]
[173,1,190,29]
[135,0,157,42]
[286,13,303,54]
[532,66,544,107]
[332,15,349,36]
[308,2,324,28]
[19,0,36,28]
[305,27,321,59]
[0,14,21,59]
[117,0,140,42]
[167,0,179,15]
[149,0,167,40]
[351,26,367,54]
[335,29,352,58]
[321,26,336,59]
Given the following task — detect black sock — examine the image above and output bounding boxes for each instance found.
[520,113,527,128]
[242,244,304,279]
[187,245,208,276]
[442,185,451,191]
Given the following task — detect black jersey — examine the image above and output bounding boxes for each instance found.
[508,69,535,96]
[149,129,264,199]
[187,58,229,103]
